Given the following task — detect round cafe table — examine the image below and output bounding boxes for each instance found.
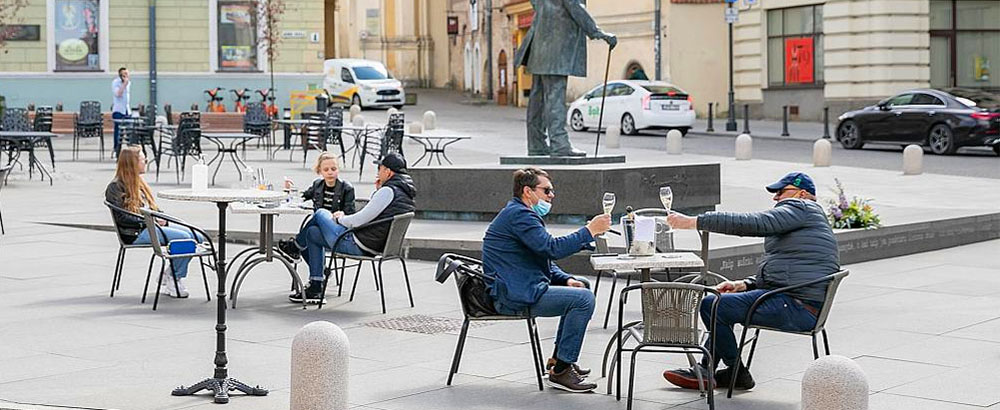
[158,188,285,404]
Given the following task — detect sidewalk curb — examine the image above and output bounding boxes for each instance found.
[688,130,834,143]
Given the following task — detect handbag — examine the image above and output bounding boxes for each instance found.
[167,238,198,255]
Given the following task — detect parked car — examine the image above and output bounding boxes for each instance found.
[323,58,405,109]
[836,88,1000,155]
[567,80,695,136]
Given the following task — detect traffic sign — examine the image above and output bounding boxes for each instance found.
[725,7,739,23]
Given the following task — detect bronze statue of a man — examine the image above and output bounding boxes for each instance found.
[514,0,617,157]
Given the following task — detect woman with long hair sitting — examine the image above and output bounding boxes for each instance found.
[104,145,197,298]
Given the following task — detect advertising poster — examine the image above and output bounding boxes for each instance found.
[784,37,814,84]
[55,0,99,70]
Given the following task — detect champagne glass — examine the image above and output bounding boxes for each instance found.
[602,192,616,215]
[659,186,673,212]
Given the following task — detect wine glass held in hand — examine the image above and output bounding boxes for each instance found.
[659,186,673,212]
[602,192,616,215]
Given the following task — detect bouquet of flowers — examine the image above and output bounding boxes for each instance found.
[827,178,881,229]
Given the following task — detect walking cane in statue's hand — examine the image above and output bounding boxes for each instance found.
[593,43,614,157]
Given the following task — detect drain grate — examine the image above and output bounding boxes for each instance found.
[363,314,494,335]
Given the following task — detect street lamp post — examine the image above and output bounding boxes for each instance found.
[725,1,738,131]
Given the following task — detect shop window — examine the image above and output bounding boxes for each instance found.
[766,5,823,87]
[930,0,1000,89]
[218,0,257,71]
[54,0,101,71]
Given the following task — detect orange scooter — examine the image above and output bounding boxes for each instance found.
[231,88,251,113]
[257,88,279,118]
[205,88,226,112]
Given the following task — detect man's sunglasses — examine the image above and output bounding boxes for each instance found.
[535,186,554,195]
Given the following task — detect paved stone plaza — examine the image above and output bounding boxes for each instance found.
[1,90,999,410]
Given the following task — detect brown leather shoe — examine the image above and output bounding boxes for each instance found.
[546,357,591,376]
[546,367,596,393]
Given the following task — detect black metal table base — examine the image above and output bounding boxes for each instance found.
[172,377,268,404]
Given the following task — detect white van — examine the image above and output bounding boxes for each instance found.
[323,58,405,109]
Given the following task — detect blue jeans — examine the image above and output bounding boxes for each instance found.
[499,277,595,364]
[112,111,126,155]
[296,209,364,282]
[701,289,817,367]
[134,226,203,279]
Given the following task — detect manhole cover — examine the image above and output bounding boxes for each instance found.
[363,314,493,335]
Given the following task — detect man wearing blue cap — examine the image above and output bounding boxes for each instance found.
[662,172,839,391]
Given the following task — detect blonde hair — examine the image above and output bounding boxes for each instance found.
[115,145,159,213]
[312,152,340,174]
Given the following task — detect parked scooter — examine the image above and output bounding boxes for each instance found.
[257,88,279,118]
[231,88,251,113]
[204,88,226,112]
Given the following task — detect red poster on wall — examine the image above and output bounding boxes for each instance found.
[784,37,814,84]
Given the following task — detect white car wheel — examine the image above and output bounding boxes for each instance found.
[621,113,637,135]
[570,110,587,131]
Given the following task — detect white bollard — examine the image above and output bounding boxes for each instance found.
[423,110,437,130]
[605,125,621,149]
[408,121,423,135]
[349,104,361,121]
[735,134,752,160]
[902,144,923,175]
[387,107,398,117]
[801,355,869,410]
[291,321,350,410]
[666,129,683,155]
[352,114,365,127]
[813,139,832,167]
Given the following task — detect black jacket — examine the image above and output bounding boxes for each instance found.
[104,179,146,244]
[697,199,840,306]
[302,177,356,214]
[354,174,417,254]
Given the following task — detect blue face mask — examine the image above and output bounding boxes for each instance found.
[530,192,552,217]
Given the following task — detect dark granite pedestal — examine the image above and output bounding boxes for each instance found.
[408,162,720,224]
[499,155,627,165]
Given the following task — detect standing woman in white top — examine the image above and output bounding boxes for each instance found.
[111,67,131,157]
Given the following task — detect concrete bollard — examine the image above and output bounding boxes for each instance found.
[423,110,437,130]
[605,125,621,149]
[813,139,832,167]
[666,129,683,155]
[408,121,423,135]
[349,105,361,121]
[352,114,365,127]
[291,321,350,410]
[801,355,869,410]
[903,144,923,175]
[387,107,398,117]
[735,134,752,160]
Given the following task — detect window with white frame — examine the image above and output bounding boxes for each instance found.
[217,0,258,71]
[53,0,101,71]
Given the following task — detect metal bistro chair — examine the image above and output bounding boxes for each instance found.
[725,269,850,398]
[32,106,56,169]
[104,200,156,297]
[155,123,186,184]
[325,107,347,161]
[320,212,415,314]
[358,112,404,178]
[138,208,216,310]
[243,102,272,151]
[74,101,105,161]
[434,253,547,391]
[2,108,40,178]
[612,282,721,410]
[297,111,328,165]
[0,165,10,234]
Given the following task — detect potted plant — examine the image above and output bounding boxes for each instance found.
[827,178,881,229]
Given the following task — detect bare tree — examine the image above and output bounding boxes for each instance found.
[0,0,29,53]
[257,0,286,112]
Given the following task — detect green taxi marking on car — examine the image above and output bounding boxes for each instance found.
[587,106,601,117]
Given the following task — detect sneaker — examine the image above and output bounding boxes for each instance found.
[277,239,301,260]
[663,365,714,390]
[714,365,755,390]
[288,281,325,304]
[160,277,190,298]
[546,358,591,376]
[546,366,596,393]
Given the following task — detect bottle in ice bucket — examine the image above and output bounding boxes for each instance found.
[622,206,636,256]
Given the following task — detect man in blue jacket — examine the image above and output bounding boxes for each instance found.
[482,167,611,392]
[662,172,840,391]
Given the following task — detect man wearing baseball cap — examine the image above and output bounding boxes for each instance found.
[280,152,416,303]
[661,171,839,392]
